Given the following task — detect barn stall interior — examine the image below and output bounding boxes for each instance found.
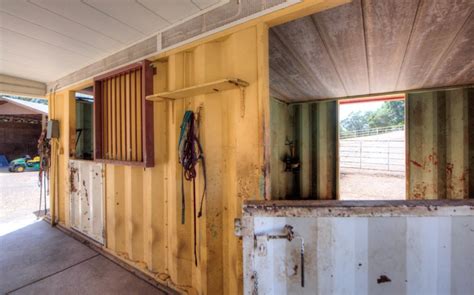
[246,0,474,294]
[0,0,473,294]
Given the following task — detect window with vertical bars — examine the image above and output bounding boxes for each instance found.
[93,60,154,167]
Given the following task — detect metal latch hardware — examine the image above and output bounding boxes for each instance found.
[254,224,305,288]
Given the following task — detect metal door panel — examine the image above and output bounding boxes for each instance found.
[242,201,474,295]
[69,160,104,244]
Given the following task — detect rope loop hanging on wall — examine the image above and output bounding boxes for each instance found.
[178,109,207,266]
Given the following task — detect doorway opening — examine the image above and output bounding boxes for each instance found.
[74,87,94,160]
[338,96,406,200]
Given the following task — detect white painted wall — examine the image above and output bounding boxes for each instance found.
[245,214,474,294]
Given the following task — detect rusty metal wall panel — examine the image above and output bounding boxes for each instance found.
[69,159,105,244]
[407,88,474,199]
[242,202,474,294]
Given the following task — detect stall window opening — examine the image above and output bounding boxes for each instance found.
[338,96,406,200]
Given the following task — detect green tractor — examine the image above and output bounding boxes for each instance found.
[8,155,41,172]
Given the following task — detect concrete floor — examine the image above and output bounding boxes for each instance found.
[0,221,165,294]
[0,168,46,236]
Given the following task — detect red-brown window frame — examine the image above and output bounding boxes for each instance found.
[93,60,154,167]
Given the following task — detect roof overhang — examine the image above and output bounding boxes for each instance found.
[0,74,46,98]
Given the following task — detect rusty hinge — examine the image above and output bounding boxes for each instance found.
[234,218,243,237]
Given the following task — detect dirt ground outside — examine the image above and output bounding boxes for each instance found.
[0,168,48,235]
[338,130,406,200]
[339,168,406,200]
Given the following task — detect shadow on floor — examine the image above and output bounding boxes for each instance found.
[0,221,165,294]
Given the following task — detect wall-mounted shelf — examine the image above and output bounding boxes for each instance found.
[146,78,249,102]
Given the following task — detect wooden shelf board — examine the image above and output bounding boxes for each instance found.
[146,78,249,101]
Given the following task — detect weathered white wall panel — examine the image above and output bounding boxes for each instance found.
[69,159,104,244]
[244,204,474,294]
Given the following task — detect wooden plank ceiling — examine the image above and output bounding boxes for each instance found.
[270,0,474,102]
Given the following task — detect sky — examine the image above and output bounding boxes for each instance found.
[338,101,384,121]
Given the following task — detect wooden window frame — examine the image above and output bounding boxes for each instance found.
[93,60,154,167]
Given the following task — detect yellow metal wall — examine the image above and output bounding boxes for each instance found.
[106,26,267,294]
[49,90,75,226]
[49,25,269,294]
[47,1,352,293]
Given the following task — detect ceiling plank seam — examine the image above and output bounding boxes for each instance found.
[394,0,423,91]
[135,0,172,25]
[272,29,327,98]
[0,9,106,53]
[27,0,126,45]
[271,65,309,101]
[80,0,146,36]
[309,15,349,97]
[0,26,93,60]
[360,0,371,93]
[422,10,473,87]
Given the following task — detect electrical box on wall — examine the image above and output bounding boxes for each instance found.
[47,119,59,139]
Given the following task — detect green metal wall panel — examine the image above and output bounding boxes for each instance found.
[270,98,296,199]
[407,88,474,199]
[312,101,338,200]
[270,99,338,200]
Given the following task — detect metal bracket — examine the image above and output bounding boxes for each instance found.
[256,236,267,256]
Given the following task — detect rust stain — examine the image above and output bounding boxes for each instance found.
[377,275,391,284]
[410,150,439,171]
[70,167,78,193]
[446,163,454,175]
[428,152,438,165]
[412,182,428,199]
[82,180,90,206]
[410,160,423,168]
[292,264,298,276]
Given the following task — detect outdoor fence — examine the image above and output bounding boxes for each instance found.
[340,125,404,139]
[339,139,405,172]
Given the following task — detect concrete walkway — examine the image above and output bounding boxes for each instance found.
[0,169,45,236]
[0,221,165,294]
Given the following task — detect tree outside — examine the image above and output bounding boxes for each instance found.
[340,100,404,132]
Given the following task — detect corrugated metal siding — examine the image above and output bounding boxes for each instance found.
[49,91,75,224]
[103,26,266,294]
[270,98,296,199]
[69,159,105,244]
[312,101,338,199]
[407,88,474,199]
[270,100,338,200]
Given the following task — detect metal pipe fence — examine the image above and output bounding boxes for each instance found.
[340,125,404,139]
[339,139,405,172]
